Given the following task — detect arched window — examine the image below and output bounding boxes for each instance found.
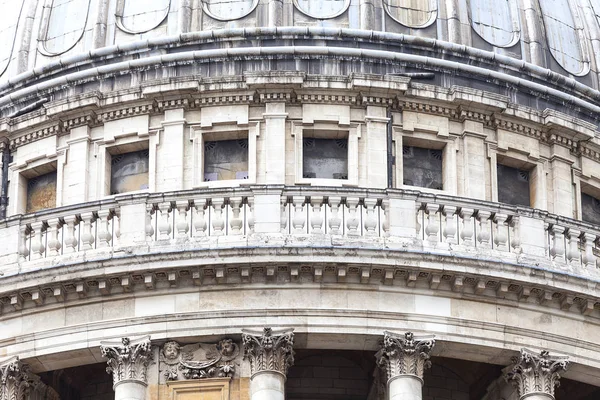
[383,0,437,28]
[202,0,258,21]
[40,0,91,56]
[116,0,171,34]
[470,0,520,47]
[0,0,24,76]
[293,0,350,19]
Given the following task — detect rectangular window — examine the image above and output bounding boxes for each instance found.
[302,138,348,180]
[26,171,57,213]
[110,150,149,195]
[203,139,249,182]
[582,192,600,225]
[402,146,443,190]
[497,164,531,206]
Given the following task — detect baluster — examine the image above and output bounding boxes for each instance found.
[193,199,207,237]
[581,233,597,269]
[211,198,225,236]
[292,196,306,234]
[46,218,63,256]
[459,208,474,246]
[229,197,243,235]
[113,209,121,246]
[493,213,509,251]
[328,196,342,235]
[310,196,324,234]
[424,203,440,243]
[510,216,521,253]
[382,199,390,237]
[476,210,492,248]
[549,224,566,262]
[29,221,46,259]
[157,203,173,240]
[175,200,190,238]
[565,229,581,266]
[416,204,423,239]
[18,225,30,261]
[96,210,113,248]
[346,197,360,236]
[442,205,457,244]
[80,212,96,250]
[363,198,378,237]
[247,198,254,234]
[280,198,288,234]
[145,205,156,240]
[63,215,79,252]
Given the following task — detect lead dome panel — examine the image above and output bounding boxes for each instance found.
[41,0,91,56]
[116,0,171,34]
[383,0,438,28]
[0,0,24,76]
[293,0,350,19]
[202,0,258,21]
[470,0,520,47]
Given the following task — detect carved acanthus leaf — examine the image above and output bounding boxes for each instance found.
[242,327,295,376]
[100,336,153,386]
[375,331,435,381]
[0,357,31,400]
[505,349,569,398]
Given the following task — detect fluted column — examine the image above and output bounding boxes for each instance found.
[242,327,295,400]
[506,349,569,400]
[100,337,153,400]
[376,331,435,400]
[0,357,31,400]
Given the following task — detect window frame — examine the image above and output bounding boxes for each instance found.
[491,153,544,209]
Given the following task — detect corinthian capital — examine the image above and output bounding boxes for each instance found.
[0,357,31,400]
[242,327,295,376]
[506,349,569,399]
[100,336,153,386]
[375,331,435,382]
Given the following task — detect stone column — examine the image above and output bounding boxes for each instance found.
[375,331,435,400]
[0,356,31,400]
[242,327,295,400]
[100,336,153,400]
[506,349,569,400]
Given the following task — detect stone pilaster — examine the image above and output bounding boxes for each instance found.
[375,331,435,400]
[506,349,569,400]
[242,327,294,400]
[0,357,31,400]
[100,336,153,400]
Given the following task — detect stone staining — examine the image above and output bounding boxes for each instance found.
[506,349,569,399]
[383,0,437,28]
[470,0,520,47]
[116,0,171,34]
[202,0,258,21]
[540,0,588,76]
[375,331,436,381]
[0,357,31,400]
[0,0,24,76]
[159,339,240,382]
[302,138,348,180]
[110,150,149,195]
[204,139,248,181]
[100,336,153,386]
[26,171,57,213]
[40,0,92,56]
[402,146,443,190]
[294,0,350,19]
[242,327,295,376]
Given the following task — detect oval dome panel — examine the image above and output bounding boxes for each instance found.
[116,0,171,34]
[540,0,588,75]
[383,0,437,28]
[294,0,350,19]
[0,0,24,76]
[202,0,258,21]
[42,0,91,56]
[470,0,520,47]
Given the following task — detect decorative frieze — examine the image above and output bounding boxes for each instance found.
[100,336,153,386]
[0,357,31,400]
[9,123,63,150]
[242,327,295,376]
[505,349,569,399]
[375,331,435,382]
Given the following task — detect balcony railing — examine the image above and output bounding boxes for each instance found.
[0,186,598,278]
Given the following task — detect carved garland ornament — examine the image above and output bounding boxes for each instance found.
[100,336,153,386]
[375,331,435,382]
[506,349,569,398]
[0,357,30,400]
[242,327,295,376]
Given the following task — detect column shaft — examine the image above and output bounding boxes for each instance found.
[389,375,423,400]
[249,371,285,400]
[114,381,147,400]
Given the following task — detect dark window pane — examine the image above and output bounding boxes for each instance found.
[302,138,348,179]
[582,192,600,226]
[111,150,149,195]
[204,139,248,181]
[403,146,443,190]
[27,172,56,213]
[497,164,530,206]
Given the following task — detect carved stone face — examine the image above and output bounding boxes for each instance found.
[219,339,235,357]
[162,341,180,360]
